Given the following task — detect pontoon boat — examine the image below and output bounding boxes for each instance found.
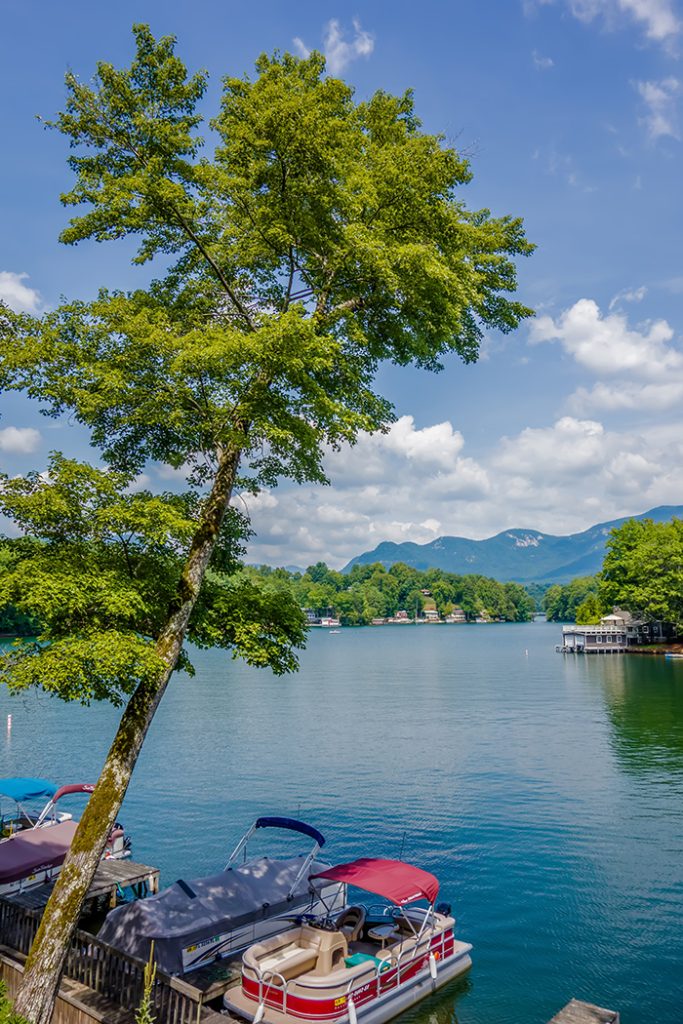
[224,857,472,1024]
[0,777,131,897]
[98,816,344,975]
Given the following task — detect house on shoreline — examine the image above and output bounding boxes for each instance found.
[558,608,673,654]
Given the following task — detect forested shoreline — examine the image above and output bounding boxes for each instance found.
[257,561,536,625]
[0,539,536,636]
[543,517,683,631]
[5,514,680,639]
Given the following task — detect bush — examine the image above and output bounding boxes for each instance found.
[0,982,29,1024]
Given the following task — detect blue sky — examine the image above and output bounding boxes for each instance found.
[2,0,683,567]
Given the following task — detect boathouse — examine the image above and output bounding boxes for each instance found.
[558,608,671,654]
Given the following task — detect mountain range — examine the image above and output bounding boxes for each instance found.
[342,505,683,584]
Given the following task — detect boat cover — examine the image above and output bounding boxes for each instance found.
[98,855,331,975]
[0,778,58,803]
[0,820,77,883]
[311,858,439,906]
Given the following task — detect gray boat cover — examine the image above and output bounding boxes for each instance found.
[98,855,330,975]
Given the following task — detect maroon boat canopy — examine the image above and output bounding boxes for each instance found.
[0,821,77,884]
[311,858,439,906]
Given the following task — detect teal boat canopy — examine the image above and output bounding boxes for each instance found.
[0,778,58,802]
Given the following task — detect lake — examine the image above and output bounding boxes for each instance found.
[1,620,682,1023]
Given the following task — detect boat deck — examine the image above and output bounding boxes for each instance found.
[4,858,159,912]
[184,957,243,1003]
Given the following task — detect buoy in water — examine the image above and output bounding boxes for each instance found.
[6,714,11,731]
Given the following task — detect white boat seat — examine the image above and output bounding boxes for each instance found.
[257,946,318,980]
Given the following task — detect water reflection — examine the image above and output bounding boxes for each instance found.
[399,975,472,1024]
[591,656,683,773]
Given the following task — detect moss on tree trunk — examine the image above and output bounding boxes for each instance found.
[14,446,241,1024]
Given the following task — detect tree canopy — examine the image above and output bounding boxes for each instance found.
[280,560,536,623]
[544,576,600,622]
[1,28,534,704]
[600,517,683,629]
[0,456,306,701]
[0,26,534,1022]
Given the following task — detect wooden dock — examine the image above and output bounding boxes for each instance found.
[549,999,620,1023]
[4,859,159,913]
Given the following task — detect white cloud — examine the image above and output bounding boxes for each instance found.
[608,285,647,309]
[536,147,595,191]
[634,77,681,140]
[532,49,555,68]
[127,473,152,493]
[0,427,41,454]
[530,298,682,378]
[570,379,683,411]
[0,272,43,314]
[292,37,310,59]
[293,18,374,75]
[494,416,606,478]
[240,407,683,567]
[525,0,681,44]
[619,0,680,40]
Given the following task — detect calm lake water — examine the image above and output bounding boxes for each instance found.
[1,620,683,1023]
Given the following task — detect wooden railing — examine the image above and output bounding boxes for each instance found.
[0,897,205,1023]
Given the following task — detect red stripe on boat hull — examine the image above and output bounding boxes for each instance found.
[241,931,457,1020]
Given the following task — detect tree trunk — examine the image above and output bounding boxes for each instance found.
[14,444,242,1024]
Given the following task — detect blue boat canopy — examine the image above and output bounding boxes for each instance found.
[255,816,325,848]
[0,778,58,803]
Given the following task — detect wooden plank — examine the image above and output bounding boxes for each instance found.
[3,860,159,911]
[548,999,620,1024]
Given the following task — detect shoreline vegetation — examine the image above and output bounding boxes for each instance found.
[0,553,537,638]
[256,560,537,627]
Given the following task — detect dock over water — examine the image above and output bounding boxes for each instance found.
[4,858,159,912]
[549,999,620,1024]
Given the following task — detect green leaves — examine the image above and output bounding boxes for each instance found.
[0,26,536,706]
[0,453,199,549]
[190,568,307,675]
[0,456,305,698]
[2,29,535,493]
[600,518,683,628]
[55,24,208,264]
[0,632,165,706]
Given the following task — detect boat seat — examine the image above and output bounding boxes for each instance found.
[257,946,318,981]
[336,905,366,944]
[375,935,418,968]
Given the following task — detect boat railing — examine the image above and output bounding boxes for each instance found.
[342,927,442,1002]
[255,967,289,1014]
[344,959,386,1001]
[365,902,395,918]
[393,930,437,984]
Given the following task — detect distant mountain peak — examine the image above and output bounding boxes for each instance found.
[342,505,683,583]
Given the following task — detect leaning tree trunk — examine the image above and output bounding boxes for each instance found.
[14,445,242,1024]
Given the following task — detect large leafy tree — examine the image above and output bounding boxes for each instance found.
[600,517,683,628]
[0,26,533,1022]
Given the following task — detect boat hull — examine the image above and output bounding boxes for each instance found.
[224,941,473,1024]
